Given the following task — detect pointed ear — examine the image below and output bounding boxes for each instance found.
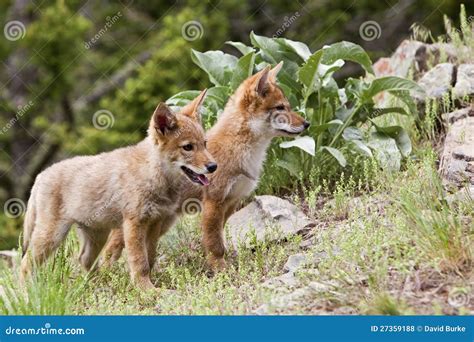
[269,61,283,83]
[180,89,207,123]
[153,103,177,135]
[255,66,271,97]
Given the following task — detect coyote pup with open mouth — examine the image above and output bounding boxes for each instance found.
[20,90,216,291]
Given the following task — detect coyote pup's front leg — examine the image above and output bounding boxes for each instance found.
[201,199,227,272]
[123,218,155,291]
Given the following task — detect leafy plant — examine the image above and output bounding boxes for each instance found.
[167,32,425,179]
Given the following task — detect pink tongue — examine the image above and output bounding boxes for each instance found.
[198,174,210,186]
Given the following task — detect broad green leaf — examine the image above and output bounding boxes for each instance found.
[275,159,300,177]
[372,124,412,157]
[225,41,254,55]
[297,49,324,96]
[275,150,302,177]
[250,31,301,87]
[318,59,345,77]
[321,41,374,75]
[344,77,370,101]
[206,86,230,109]
[276,71,303,97]
[166,90,200,107]
[367,133,401,171]
[342,127,372,157]
[389,90,418,116]
[279,83,299,108]
[320,146,347,167]
[342,126,363,141]
[311,119,343,134]
[191,50,238,87]
[276,38,312,61]
[370,107,408,118]
[335,106,354,122]
[167,90,217,120]
[250,32,281,64]
[364,76,424,100]
[350,139,373,157]
[230,52,255,91]
[280,136,315,156]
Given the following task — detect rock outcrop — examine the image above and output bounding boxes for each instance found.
[226,195,312,249]
[440,106,474,186]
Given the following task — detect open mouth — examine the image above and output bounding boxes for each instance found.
[181,166,210,186]
[277,127,304,135]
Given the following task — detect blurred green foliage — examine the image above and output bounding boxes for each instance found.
[0,0,471,249]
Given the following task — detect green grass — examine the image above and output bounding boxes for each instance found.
[1,145,472,315]
[0,217,299,315]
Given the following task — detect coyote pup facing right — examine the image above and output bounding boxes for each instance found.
[21,90,216,291]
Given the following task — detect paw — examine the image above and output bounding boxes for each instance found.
[134,276,156,292]
[207,256,227,274]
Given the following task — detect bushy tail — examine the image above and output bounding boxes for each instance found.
[22,184,38,257]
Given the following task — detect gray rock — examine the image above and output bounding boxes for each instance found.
[0,250,19,268]
[372,40,425,107]
[283,253,307,273]
[453,145,474,162]
[312,251,330,264]
[453,64,474,98]
[299,238,315,249]
[226,195,312,249]
[373,40,425,78]
[256,281,340,314]
[415,43,458,75]
[371,41,461,107]
[446,186,474,204]
[269,287,312,309]
[440,107,474,185]
[415,63,455,100]
[443,107,471,124]
[308,281,332,293]
[263,272,300,289]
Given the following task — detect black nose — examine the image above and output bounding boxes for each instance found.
[303,120,310,129]
[206,162,217,173]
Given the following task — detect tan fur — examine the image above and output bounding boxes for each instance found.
[20,90,215,291]
[103,63,309,272]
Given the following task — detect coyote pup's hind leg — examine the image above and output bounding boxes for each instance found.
[102,229,125,267]
[20,215,73,281]
[77,227,111,271]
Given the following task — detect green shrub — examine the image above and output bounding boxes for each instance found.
[169,32,424,191]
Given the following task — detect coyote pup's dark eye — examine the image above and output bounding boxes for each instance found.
[275,105,285,111]
[182,144,193,151]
